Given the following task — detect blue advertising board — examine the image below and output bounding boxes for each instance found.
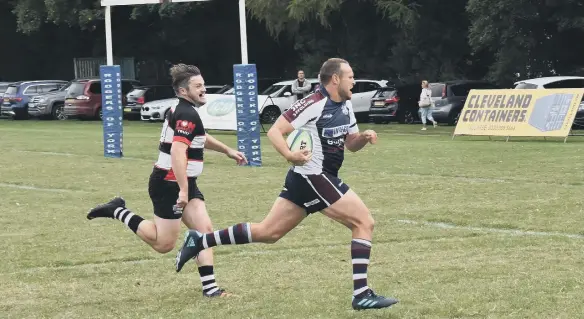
[99,65,123,158]
[233,64,262,166]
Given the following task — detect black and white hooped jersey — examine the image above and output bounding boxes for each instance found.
[154,97,206,181]
[282,88,359,176]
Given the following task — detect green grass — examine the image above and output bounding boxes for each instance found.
[1,119,584,318]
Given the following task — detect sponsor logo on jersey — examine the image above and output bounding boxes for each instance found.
[176,120,195,135]
[326,138,345,147]
[285,92,326,120]
[322,124,350,138]
[289,98,315,118]
[322,113,333,119]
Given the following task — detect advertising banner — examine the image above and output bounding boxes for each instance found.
[453,89,584,138]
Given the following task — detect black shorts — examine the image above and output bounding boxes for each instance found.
[279,169,350,214]
[148,168,205,220]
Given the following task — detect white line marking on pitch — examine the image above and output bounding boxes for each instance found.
[16,150,153,161]
[0,183,88,193]
[398,219,584,239]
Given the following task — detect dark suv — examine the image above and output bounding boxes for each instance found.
[369,83,422,124]
[430,80,500,125]
[1,80,68,119]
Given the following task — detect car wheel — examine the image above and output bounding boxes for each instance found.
[449,111,460,126]
[402,111,414,124]
[260,105,281,124]
[52,104,67,120]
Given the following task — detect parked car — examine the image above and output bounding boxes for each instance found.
[1,80,68,119]
[124,85,176,119]
[125,84,226,119]
[139,84,231,121]
[430,80,500,125]
[28,80,73,120]
[64,78,141,120]
[140,97,178,121]
[513,76,584,128]
[258,78,387,123]
[513,76,584,89]
[213,79,282,97]
[368,83,423,124]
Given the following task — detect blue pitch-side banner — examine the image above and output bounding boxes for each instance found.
[233,64,262,167]
[100,65,123,158]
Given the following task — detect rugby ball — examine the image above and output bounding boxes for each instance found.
[286,129,313,153]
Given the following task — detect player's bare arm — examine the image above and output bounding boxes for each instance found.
[205,133,248,165]
[204,133,231,153]
[345,130,378,152]
[267,116,311,165]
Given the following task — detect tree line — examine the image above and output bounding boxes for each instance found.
[2,0,584,87]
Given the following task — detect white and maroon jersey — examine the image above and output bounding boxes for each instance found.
[282,88,359,176]
[154,97,206,181]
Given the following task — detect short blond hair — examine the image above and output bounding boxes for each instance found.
[319,58,349,85]
[421,80,429,87]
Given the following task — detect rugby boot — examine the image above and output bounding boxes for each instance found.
[175,229,203,272]
[352,289,398,310]
[204,288,233,298]
[87,197,126,220]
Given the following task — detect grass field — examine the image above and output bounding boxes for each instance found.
[1,119,584,318]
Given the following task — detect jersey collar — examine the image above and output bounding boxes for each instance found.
[320,86,344,106]
[177,96,200,108]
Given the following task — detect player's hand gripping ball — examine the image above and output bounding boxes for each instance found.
[286,129,313,165]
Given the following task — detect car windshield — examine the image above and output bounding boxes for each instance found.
[128,88,147,97]
[261,84,284,96]
[375,88,396,98]
[5,86,18,95]
[514,82,538,89]
[66,82,87,98]
[429,83,445,97]
[58,81,73,92]
[215,85,232,94]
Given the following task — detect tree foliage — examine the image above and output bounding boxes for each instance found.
[467,0,584,84]
[5,0,584,85]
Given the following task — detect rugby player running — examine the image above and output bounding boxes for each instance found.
[174,58,398,310]
[87,64,247,298]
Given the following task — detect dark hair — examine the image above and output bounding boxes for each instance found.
[169,63,201,93]
[319,58,348,85]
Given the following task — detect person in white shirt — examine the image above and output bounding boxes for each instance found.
[418,80,437,130]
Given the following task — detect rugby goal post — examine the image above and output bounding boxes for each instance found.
[100,0,248,65]
[98,0,262,167]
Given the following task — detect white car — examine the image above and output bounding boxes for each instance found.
[514,76,584,125]
[256,78,387,123]
[140,97,178,121]
[514,76,584,89]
